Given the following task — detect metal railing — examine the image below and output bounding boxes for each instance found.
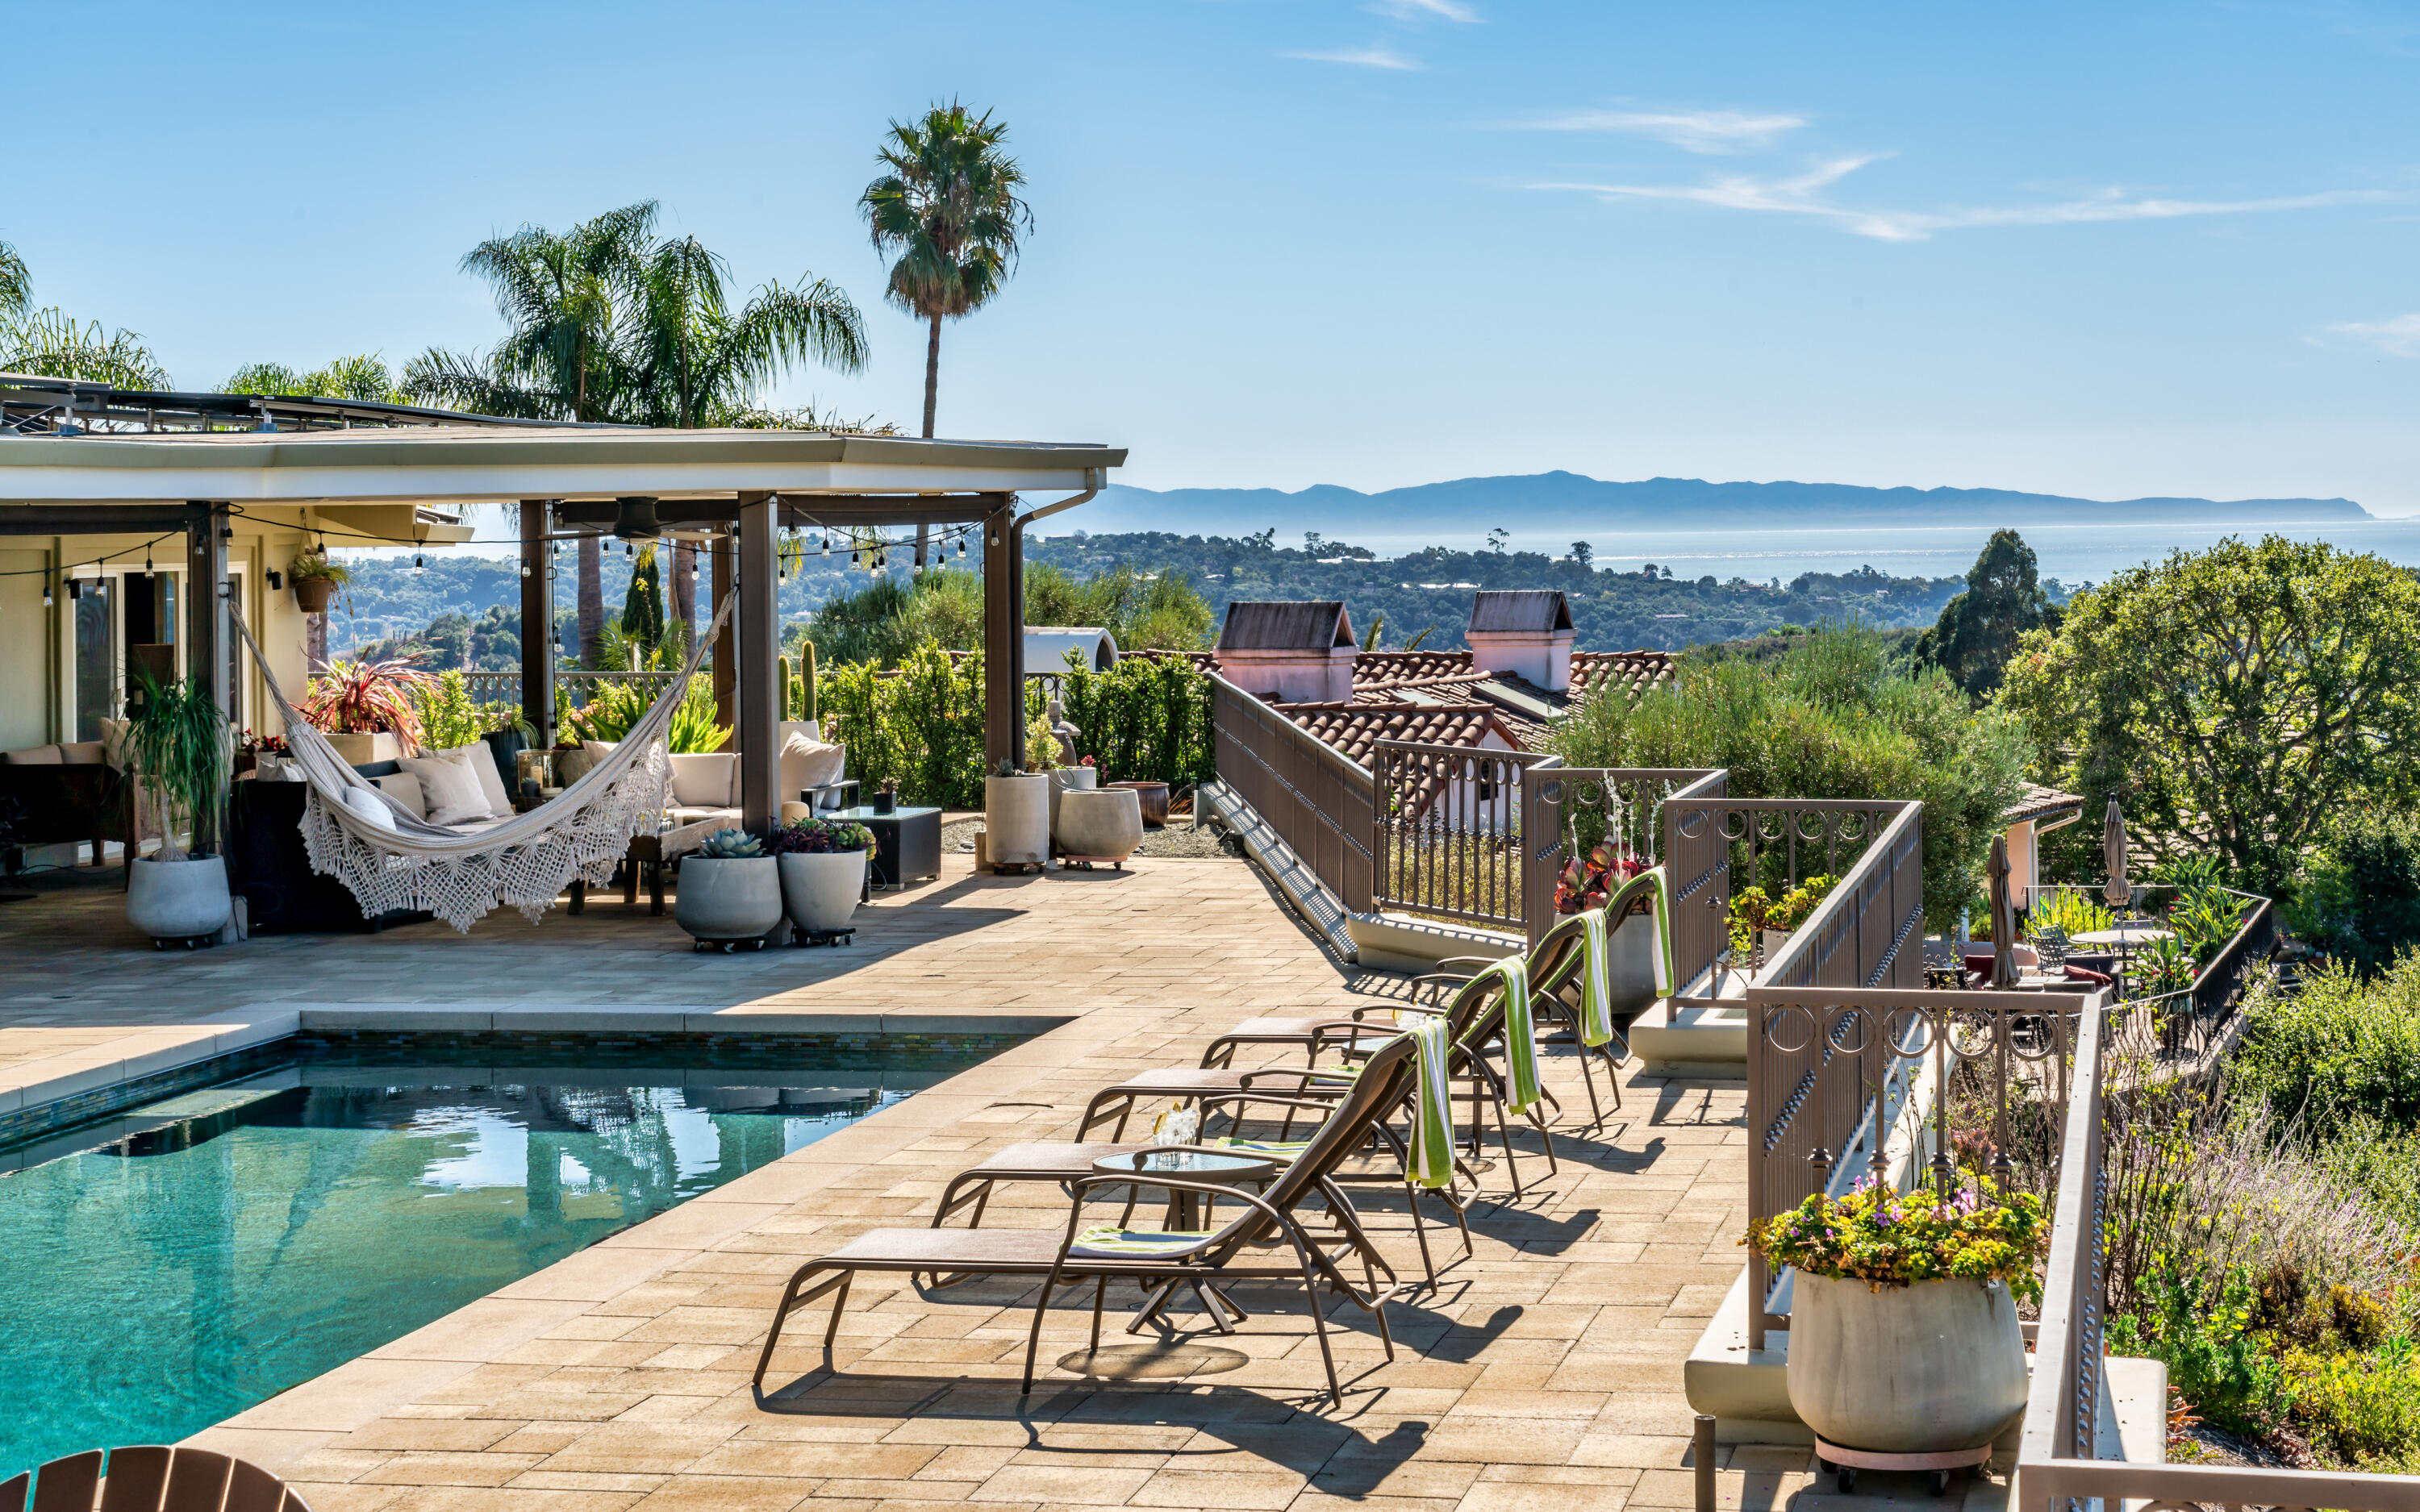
[1368,740,1555,935]
[1517,765,1725,950]
[1209,673,1373,913]
[1667,795,1919,1001]
[461,670,683,708]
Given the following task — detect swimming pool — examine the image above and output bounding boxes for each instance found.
[0,1034,1003,1478]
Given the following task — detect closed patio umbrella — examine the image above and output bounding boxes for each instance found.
[1989,835,2018,987]
[2102,799,2130,910]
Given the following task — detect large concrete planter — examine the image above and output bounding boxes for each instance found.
[778,850,866,934]
[1047,765,1097,844]
[127,855,232,944]
[1058,787,1144,863]
[986,774,1049,867]
[323,731,404,767]
[1787,1272,2027,1453]
[674,856,782,944]
[1605,907,1662,1014]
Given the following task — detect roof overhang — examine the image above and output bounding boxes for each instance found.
[0,427,1124,509]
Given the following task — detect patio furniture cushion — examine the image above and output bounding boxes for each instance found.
[60,741,107,765]
[398,751,496,826]
[1069,1226,1218,1260]
[669,752,737,809]
[2,745,62,764]
[781,729,845,804]
[373,773,426,818]
[429,741,514,819]
[338,786,399,832]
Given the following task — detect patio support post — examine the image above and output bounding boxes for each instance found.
[736,491,779,834]
[519,500,554,745]
[981,493,1023,773]
[711,531,736,735]
[184,502,230,719]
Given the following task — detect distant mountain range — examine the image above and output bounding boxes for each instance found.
[1078,472,2371,537]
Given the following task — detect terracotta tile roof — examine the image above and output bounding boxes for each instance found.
[1217,601,1355,652]
[1352,650,1475,689]
[2005,782,2084,825]
[1271,702,1517,768]
[1568,651,1677,702]
[1129,648,1221,675]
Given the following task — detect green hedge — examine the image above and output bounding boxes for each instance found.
[1056,653,1215,788]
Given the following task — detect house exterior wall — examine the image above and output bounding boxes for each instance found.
[1217,648,1354,704]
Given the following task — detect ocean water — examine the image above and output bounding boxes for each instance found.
[1344,517,2420,585]
[0,1043,994,1478]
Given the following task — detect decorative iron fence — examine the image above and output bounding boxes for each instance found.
[1516,764,1725,951]
[1208,674,1373,913]
[1665,795,1919,1001]
[1369,740,1558,935]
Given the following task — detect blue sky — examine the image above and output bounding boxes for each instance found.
[6,1,2418,510]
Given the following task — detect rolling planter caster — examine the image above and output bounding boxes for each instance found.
[1060,856,1126,871]
[1813,1438,1988,1497]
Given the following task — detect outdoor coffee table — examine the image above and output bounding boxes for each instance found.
[1090,1148,1279,1335]
[826,803,942,889]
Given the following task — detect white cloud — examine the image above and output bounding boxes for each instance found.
[1516,108,1805,155]
[1533,156,2409,241]
[1285,44,1421,69]
[2332,314,2420,356]
[1367,0,1479,19]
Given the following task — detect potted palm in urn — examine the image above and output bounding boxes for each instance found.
[124,671,236,947]
[1750,1170,2045,1489]
[674,828,783,950]
[770,815,873,933]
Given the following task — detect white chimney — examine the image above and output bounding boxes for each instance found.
[1213,602,1358,704]
[1467,590,1575,691]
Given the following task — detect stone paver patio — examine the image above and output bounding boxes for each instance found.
[0,850,1901,1512]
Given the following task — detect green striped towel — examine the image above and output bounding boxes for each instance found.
[1070,1225,1217,1258]
[1210,1135,1315,1159]
[1408,1015,1457,1189]
[1462,955,1542,1116]
[1577,868,1677,1048]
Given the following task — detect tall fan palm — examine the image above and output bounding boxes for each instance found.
[405,202,657,666]
[861,102,1032,564]
[0,237,27,318]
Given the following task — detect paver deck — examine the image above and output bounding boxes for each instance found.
[0,852,1961,1512]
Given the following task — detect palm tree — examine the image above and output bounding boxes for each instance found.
[405,202,657,666]
[861,102,1032,565]
[1,306,170,388]
[0,237,27,318]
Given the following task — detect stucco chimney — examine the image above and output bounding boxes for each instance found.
[1467,590,1574,691]
[1213,602,1358,703]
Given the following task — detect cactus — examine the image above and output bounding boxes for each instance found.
[796,638,819,728]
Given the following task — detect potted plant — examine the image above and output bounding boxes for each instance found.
[1555,839,1660,1013]
[872,777,899,815]
[1750,1172,2044,1465]
[302,655,432,766]
[986,757,1049,872]
[674,828,782,949]
[1048,753,1097,845]
[286,548,352,615]
[770,816,874,933]
[1730,873,1836,968]
[124,671,236,947]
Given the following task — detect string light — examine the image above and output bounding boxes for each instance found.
[820,534,829,556]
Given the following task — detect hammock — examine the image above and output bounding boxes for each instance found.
[232,595,736,932]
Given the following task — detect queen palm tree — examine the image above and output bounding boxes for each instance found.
[405,203,657,666]
[0,237,27,317]
[861,102,1032,565]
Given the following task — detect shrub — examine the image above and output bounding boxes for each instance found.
[2233,956,2420,1132]
[2028,887,2114,940]
[563,676,729,754]
[2291,815,2420,978]
[1056,652,1215,788]
[820,644,990,808]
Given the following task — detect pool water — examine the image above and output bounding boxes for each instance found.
[0,1039,993,1477]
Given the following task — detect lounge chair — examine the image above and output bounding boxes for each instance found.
[1,1446,311,1512]
[751,1031,1428,1407]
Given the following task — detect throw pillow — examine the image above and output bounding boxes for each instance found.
[780,727,846,806]
[100,717,131,769]
[339,785,399,832]
[373,773,428,818]
[398,750,494,826]
[59,741,107,765]
[669,752,738,809]
[431,741,514,818]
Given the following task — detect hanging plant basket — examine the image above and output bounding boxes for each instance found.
[294,577,335,614]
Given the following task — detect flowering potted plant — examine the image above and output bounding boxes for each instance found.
[1750,1172,2044,1466]
[769,816,874,933]
[674,828,782,950]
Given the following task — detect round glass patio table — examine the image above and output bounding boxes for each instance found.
[2069,925,2174,948]
[1089,1148,1279,1336]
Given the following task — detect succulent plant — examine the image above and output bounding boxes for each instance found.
[699,827,765,860]
[768,818,874,855]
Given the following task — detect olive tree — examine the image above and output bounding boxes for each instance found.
[1999,536,2420,894]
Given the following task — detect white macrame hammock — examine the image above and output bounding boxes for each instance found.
[233,594,736,933]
